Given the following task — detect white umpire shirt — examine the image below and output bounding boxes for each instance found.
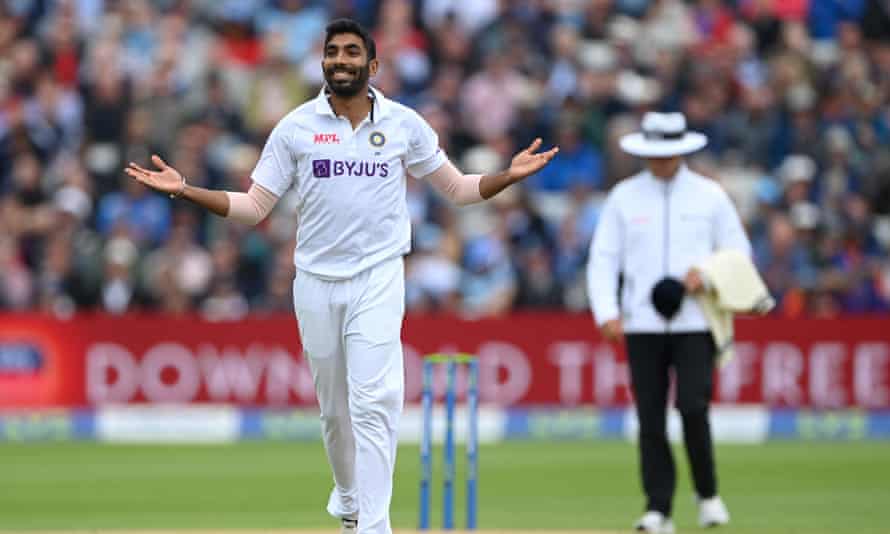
[586,164,752,333]
[251,86,447,279]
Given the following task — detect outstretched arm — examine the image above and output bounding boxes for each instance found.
[424,138,559,205]
[125,155,278,225]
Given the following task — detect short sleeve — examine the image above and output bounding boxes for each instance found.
[250,119,297,197]
[404,111,447,178]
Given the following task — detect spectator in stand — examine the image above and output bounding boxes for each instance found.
[96,174,171,247]
[526,119,604,193]
[777,154,817,207]
[256,0,328,65]
[461,50,527,142]
[754,213,818,316]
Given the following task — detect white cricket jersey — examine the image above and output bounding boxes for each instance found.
[251,87,447,279]
[586,165,752,333]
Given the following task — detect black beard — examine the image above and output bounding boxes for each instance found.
[324,64,370,97]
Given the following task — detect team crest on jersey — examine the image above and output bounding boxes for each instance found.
[369,131,386,147]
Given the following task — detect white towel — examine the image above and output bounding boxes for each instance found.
[694,249,775,365]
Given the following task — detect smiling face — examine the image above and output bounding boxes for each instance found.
[322,32,378,98]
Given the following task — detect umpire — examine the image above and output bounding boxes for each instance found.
[587,112,751,534]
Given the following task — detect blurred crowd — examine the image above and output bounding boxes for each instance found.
[1,0,889,320]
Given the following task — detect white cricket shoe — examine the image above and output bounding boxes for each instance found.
[341,518,358,534]
[698,496,730,527]
[634,511,675,533]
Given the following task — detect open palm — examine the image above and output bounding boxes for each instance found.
[125,155,183,196]
[507,138,559,183]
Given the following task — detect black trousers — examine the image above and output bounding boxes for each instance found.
[626,332,718,517]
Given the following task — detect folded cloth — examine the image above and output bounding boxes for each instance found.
[694,249,775,365]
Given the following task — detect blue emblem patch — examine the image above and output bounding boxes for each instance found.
[369,131,386,147]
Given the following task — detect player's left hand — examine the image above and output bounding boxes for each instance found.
[506,138,559,183]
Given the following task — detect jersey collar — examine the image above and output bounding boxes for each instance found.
[314,85,390,123]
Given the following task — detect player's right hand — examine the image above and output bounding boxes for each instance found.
[125,154,185,197]
[601,319,623,342]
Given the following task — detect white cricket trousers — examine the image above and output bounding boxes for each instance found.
[293,256,405,534]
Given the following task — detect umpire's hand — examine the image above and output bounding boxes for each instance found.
[601,319,624,342]
[684,267,705,293]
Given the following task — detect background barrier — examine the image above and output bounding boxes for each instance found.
[2,313,888,409]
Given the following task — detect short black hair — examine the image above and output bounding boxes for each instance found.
[324,18,376,61]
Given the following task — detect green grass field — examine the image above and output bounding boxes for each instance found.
[2,440,888,533]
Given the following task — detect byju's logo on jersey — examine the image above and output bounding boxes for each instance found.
[314,133,340,144]
[312,159,389,178]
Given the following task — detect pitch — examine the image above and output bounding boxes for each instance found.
[2,441,887,533]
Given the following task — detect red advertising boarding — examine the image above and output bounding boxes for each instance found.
[0,313,888,408]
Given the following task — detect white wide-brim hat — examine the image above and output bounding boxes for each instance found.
[619,112,708,158]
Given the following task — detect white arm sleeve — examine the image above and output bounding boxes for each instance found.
[714,189,752,256]
[425,159,484,205]
[225,183,279,225]
[587,194,623,326]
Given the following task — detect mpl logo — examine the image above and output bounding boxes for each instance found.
[314,133,340,144]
